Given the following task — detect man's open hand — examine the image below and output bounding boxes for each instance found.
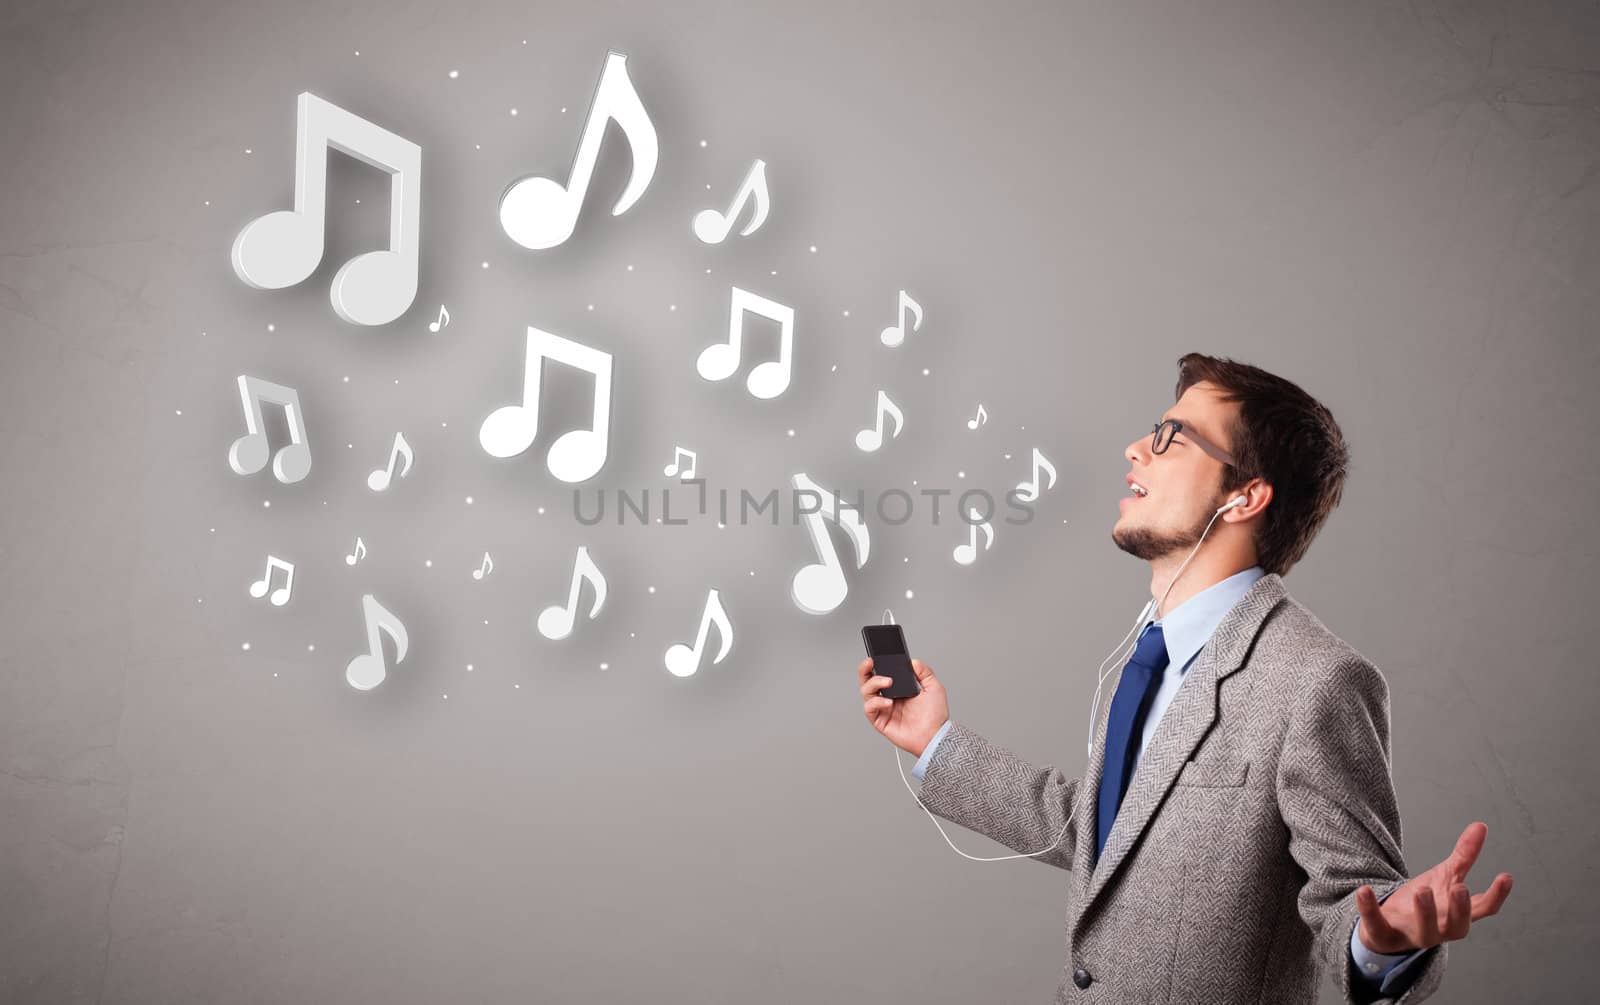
[1354,821,1514,955]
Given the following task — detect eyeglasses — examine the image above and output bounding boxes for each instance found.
[1151,419,1237,467]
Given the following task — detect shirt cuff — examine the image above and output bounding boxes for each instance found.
[1348,886,1430,990]
[911,719,953,780]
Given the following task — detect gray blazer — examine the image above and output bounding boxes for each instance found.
[916,572,1446,1004]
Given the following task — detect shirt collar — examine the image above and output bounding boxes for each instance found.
[1141,565,1265,674]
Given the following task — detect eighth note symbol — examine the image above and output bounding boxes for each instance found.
[249,555,295,606]
[345,594,408,691]
[537,546,607,641]
[367,431,414,491]
[664,588,734,678]
[1014,447,1059,503]
[345,536,366,566]
[428,304,450,332]
[472,552,494,580]
[693,159,770,243]
[229,375,311,484]
[854,390,905,452]
[953,508,995,566]
[879,289,923,348]
[499,50,658,250]
[967,404,988,430]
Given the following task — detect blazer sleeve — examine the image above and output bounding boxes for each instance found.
[1275,656,1448,1004]
[914,718,1079,871]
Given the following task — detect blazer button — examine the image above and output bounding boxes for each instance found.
[1072,967,1092,989]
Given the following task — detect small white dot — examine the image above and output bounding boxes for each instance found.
[831,365,837,372]
[175,409,182,415]
[481,261,489,269]
[587,304,595,311]
[630,632,636,638]
[787,429,795,437]
[923,368,930,375]
[705,183,712,189]
[308,644,315,651]
[355,199,360,204]
[903,557,909,563]
[559,105,565,112]
[537,506,545,515]
[842,310,851,317]
[203,200,210,206]
[196,597,203,603]
[353,50,359,56]
[273,672,278,678]
[717,522,725,529]
[749,570,755,576]
[266,323,275,332]
[465,496,474,504]
[244,148,252,154]
[347,444,353,449]
[209,528,215,533]
[441,421,447,428]
[699,139,708,147]
[599,662,609,670]
[958,471,965,479]
[809,245,817,253]
[262,500,270,508]
[424,559,432,567]
[705,268,712,274]
[770,270,778,275]
[1004,453,1012,460]
[343,375,349,382]
[483,619,489,625]
[393,378,399,385]
[626,264,634,271]
[509,108,518,116]
[443,693,449,699]
[448,69,459,79]
[475,143,481,150]
[912,480,918,486]
[466,664,474,671]
[647,586,656,594]
[514,683,520,688]
[905,590,914,599]
[669,304,676,311]
[242,642,251,651]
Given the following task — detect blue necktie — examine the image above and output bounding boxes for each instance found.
[1095,622,1169,865]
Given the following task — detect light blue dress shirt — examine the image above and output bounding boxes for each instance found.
[909,565,1428,994]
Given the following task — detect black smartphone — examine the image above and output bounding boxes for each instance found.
[861,624,921,699]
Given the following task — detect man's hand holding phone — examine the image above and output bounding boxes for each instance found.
[858,655,949,758]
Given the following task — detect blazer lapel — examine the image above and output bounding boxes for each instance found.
[1071,573,1287,933]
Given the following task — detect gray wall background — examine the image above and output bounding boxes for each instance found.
[2,0,1594,1001]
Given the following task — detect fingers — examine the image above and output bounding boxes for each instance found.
[1443,883,1472,940]
[1448,821,1488,880]
[910,658,936,683]
[1414,887,1441,946]
[1354,886,1403,947]
[1471,873,1513,920]
[857,657,875,684]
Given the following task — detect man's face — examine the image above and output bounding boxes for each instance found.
[1112,382,1238,562]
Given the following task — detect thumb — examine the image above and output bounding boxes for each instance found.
[910,658,938,686]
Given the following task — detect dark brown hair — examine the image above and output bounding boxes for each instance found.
[1174,352,1351,577]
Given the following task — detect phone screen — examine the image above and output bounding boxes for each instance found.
[862,625,920,698]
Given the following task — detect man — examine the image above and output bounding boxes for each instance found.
[857,353,1512,1003]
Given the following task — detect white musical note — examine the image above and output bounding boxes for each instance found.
[479,325,614,484]
[878,289,923,348]
[345,536,366,566]
[472,552,494,581]
[663,446,697,480]
[854,390,905,452]
[367,431,414,491]
[664,588,733,677]
[696,286,795,399]
[231,92,421,327]
[537,546,607,641]
[882,608,895,625]
[967,404,988,430]
[790,472,871,616]
[248,555,295,606]
[428,304,450,333]
[692,159,770,243]
[228,375,311,483]
[499,50,658,250]
[345,594,408,691]
[953,508,995,566]
[1014,446,1059,503]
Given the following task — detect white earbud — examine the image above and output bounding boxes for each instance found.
[1220,495,1248,511]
